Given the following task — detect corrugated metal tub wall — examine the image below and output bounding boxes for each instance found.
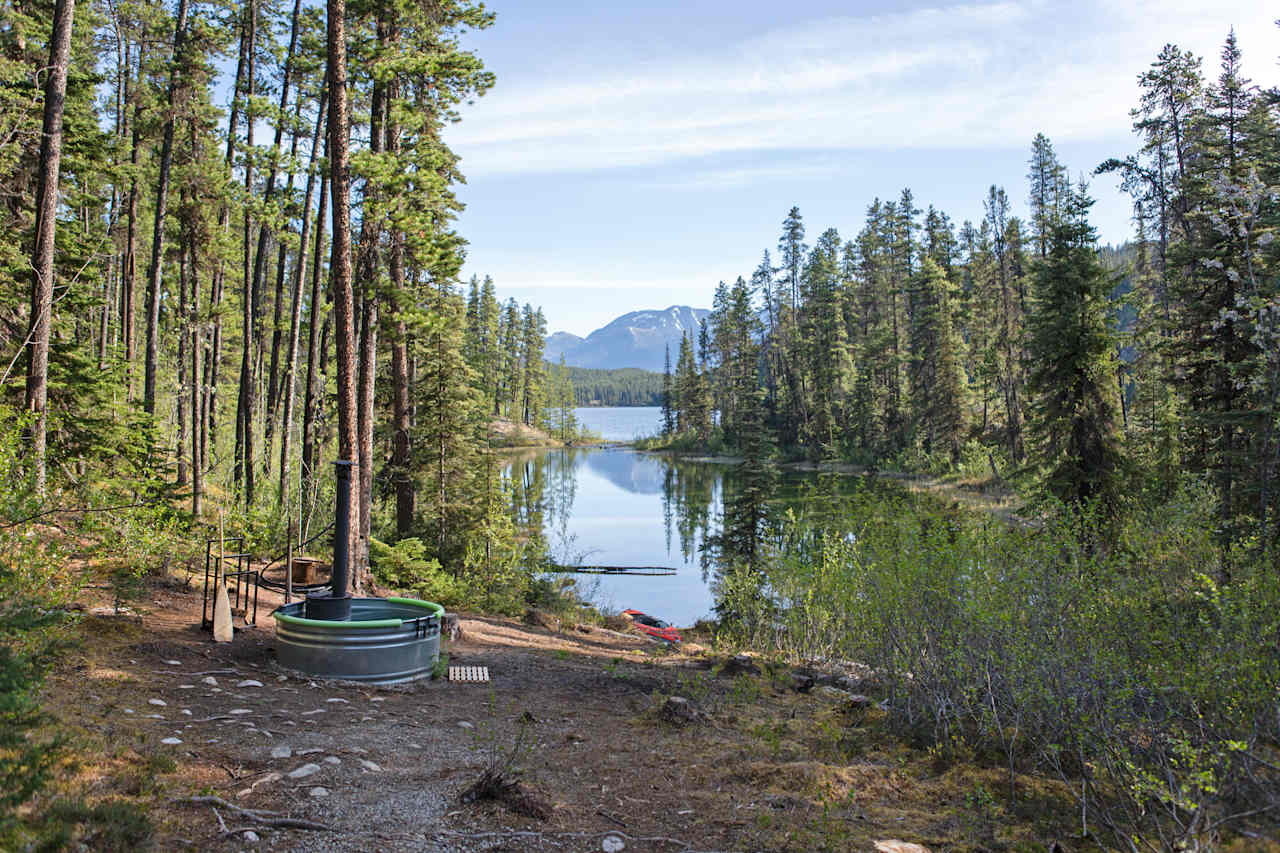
[271,597,444,685]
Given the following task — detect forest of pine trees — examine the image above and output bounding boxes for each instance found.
[660,31,1279,555]
[2,0,566,588]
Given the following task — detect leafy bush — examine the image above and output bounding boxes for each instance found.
[717,479,1280,851]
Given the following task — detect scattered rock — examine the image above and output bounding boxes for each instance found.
[237,679,264,688]
[145,714,165,719]
[270,745,293,759]
[309,786,330,798]
[298,748,324,755]
[163,659,181,666]
[359,759,382,772]
[874,842,930,853]
[790,672,816,693]
[523,608,561,633]
[229,709,252,715]
[287,763,321,780]
[161,737,182,745]
[148,698,167,707]
[602,835,625,852]
[181,709,192,715]
[178,684,195,689]
[717,655,761,678]
[658,696,705,727]
[122,708,135,714]
[201,676,218,686]
[325,698,348,704]
[243,830,260,842]
[457,721,473,730]
[301,709,325,716]
[323,756,341,765]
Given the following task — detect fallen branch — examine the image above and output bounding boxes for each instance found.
[174,796,333,832]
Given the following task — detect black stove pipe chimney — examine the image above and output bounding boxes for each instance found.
[304,459,354,621]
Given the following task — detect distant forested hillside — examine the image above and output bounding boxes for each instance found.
[556,365,664,407]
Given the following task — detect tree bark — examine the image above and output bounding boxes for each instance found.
[25,0,75,495]
[143,0,189,416]
[236,0,258,504]
[351,14,389,588]
[301,156,329,504]
[279,84,327,510]
[327,0,359,592]
[259,0,304,474]
[386,75,412,538]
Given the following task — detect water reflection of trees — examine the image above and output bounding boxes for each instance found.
[501,448,888,611]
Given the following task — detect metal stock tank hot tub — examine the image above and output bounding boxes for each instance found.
[271,596,444,685]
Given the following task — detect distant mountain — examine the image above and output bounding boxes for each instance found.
[546,305,711,371]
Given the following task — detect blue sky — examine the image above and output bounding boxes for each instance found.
[446,0,1280,338]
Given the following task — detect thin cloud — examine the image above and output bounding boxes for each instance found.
[450,0,1279,177]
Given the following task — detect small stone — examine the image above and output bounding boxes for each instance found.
[360,715,374,722]
[369,697,385,702]
[146,714,164,719]
[325,697,348,704]
[270,745,292,759]
[874,843,931,853]
[298,748,323,755]
[148,698,167,707]
[123,708,135,714]
[163,659,181,666]
[277,675,288,682]
[348,747,367,754]
[602,835,625,853]
[243,830,260,842]
[181,709,192,716]
[201,676,218,686]
[237,679,264,688]
[229,709,252,715]
[359,759,382,772]
[301,709,325,716]
[323,756,341,765]
[287,763,321,779]
[161,737,182,745]
[457,721,473,729]
[309,786,329,798]
[178,684,195,689]
[658,695,705,727]
[408,743,421,749]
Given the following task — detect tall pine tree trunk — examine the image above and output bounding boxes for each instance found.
[386,79,413,537]
[258,0,304,475]
[143,0,189,415]
[327,0,359,590]
[352,18,388,588]
[301,156,329,504]
[24,0,75,496]
[236,0,258,504]
[279,84,327,510]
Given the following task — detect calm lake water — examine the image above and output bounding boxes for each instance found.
[505,409,886,626]
[502,445,720,625]
[572,406,663,442]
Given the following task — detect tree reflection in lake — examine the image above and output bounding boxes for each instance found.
[498,447,882,626]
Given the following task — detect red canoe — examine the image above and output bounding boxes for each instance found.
[622,609,682,644]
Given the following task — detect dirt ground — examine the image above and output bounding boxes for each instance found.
[39,574,1087,853]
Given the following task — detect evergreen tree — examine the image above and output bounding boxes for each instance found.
[1027,186,1124,508]
[660,344,675,435]
[909,258,968,460]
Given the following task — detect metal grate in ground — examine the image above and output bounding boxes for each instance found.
[448,665,490,683]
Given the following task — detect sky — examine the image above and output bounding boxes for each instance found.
[445,0,1280,338]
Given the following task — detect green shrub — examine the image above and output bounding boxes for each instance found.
[717,478,1280,851]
